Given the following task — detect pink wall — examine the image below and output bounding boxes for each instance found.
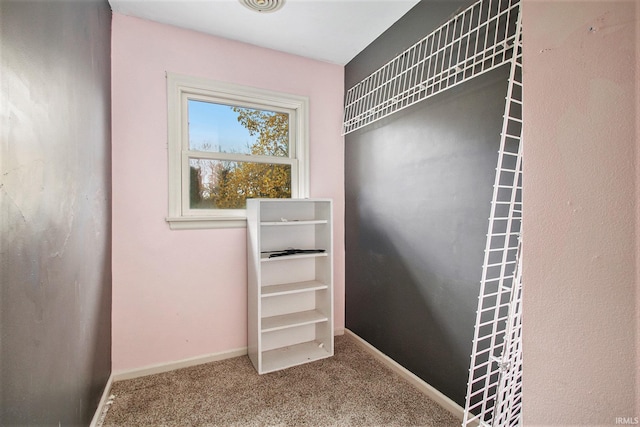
[637,1,640,417]
[636,2,640,418]
[522,1,639,423]
[111,14,345,371]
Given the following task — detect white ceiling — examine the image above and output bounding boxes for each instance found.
[108,0,421,65]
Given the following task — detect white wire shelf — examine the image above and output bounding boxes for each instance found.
[343,0,520,135]
[464,2,523,424]
[343,0,524,423]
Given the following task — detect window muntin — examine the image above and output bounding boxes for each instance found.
[167,73,309,229]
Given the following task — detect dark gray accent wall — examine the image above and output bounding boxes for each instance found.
[346,0,468,89]
[1,1,112,425]
[344,0,508,407]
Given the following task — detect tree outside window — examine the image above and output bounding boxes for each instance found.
[189,106,291,210]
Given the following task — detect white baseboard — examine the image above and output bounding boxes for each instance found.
[90,373,114,427]
[344,329,465,421]
[110,332,349,382]
[90,347,248,425]
[106,329,343,382]
[112,346,248,382]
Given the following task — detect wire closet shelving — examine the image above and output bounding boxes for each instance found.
[343,0,521,135]
[342,0,524,426]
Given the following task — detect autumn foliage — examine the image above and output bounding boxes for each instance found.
[190,107,291,209]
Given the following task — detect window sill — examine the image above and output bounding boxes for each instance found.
[166,216,247,230]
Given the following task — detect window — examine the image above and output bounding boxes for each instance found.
[166,73,309,229]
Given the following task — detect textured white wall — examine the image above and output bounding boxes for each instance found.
[522,1,639,424]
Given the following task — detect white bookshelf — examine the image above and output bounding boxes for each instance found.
[247,198,334,374]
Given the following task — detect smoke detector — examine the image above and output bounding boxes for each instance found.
[239,0,286,13]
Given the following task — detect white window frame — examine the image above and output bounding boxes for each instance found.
[166,73,309,230]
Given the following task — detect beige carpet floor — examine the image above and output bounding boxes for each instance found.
[102,334,460,426]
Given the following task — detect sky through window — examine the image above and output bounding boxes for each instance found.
[188,100,258,154]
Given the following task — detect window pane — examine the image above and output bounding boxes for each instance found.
[188,100,289,157]
[189,158,291,210]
